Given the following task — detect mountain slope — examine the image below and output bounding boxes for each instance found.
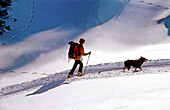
[0,59,170,97]
[0,0,170,77]
[0,62,170,110]
[0,1,170,106]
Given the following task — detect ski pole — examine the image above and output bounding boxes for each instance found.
[84,53,90,74]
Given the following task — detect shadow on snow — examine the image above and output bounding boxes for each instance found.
[26,80,66,96]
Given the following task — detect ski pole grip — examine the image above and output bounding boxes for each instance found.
[88,51,91,55]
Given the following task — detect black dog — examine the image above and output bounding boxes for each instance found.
[123,56,148,71]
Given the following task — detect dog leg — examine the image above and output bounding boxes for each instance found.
[139,67,142,70]
[127,66,130,71]
[123,67,126,71]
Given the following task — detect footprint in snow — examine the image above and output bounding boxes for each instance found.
[148,3,153,5]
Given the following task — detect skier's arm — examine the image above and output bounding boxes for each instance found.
[81,47,91,56]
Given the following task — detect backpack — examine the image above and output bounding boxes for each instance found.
[68,41,81,59]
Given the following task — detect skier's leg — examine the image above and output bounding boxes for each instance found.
[68,61,78,77]
[78,60,84,76]
[78,60,83,73]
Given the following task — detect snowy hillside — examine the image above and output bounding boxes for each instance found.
[0,0,170,77]
[0,59,170,96]
[0,59,170,110]
[0,0,170,110]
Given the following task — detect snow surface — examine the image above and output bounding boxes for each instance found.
[0,0,170,110]
[0,0,170,87]
[0,64,170,110]
[0,59,170,110]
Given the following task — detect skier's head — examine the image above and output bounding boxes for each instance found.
[79,38,85,45]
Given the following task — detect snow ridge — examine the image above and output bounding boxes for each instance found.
[0,59,170,98]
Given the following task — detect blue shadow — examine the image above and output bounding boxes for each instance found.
[26,79,66,96]
[157,15,170,36]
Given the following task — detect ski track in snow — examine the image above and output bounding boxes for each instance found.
[0,59,170,98]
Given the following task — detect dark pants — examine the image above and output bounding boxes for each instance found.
[69,60,83,75]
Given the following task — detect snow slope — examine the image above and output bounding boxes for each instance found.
[0,0,170,109]
[0,0,169,83]
[0,0,170,88]
[0,59,170,97]
[0,62,170,110]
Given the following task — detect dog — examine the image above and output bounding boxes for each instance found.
[123,56,148,71]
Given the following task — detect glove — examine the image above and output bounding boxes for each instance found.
[88,51,91,55]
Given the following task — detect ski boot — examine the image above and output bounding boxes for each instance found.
[68,74,73,78]
[78,72,84,76]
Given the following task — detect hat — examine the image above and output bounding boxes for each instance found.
[79,38,85,43]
